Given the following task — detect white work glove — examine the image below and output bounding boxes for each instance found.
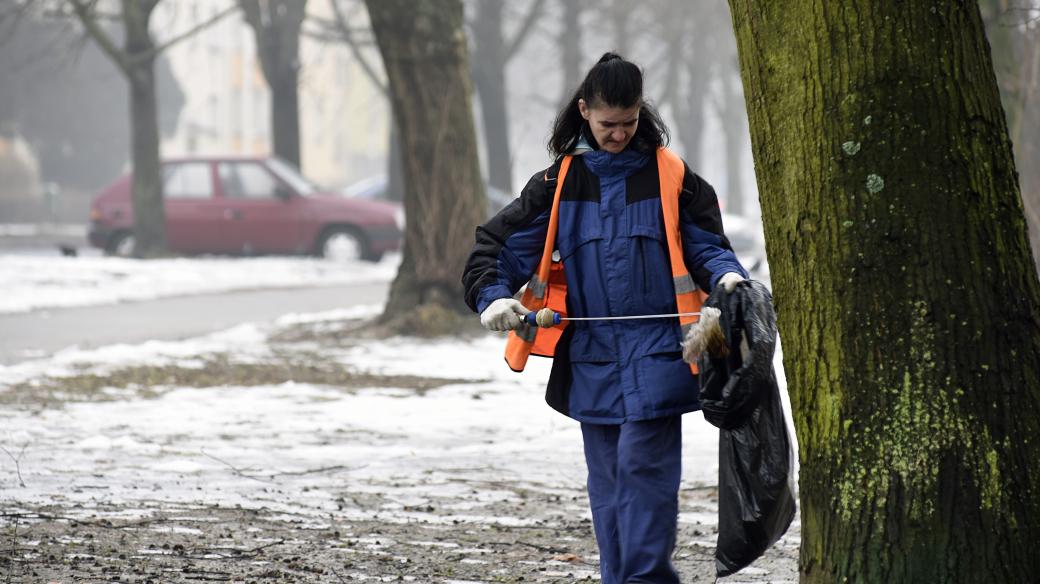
[479,298,531,332]
[718,272,745,293]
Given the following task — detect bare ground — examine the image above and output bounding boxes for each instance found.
[0,316,799,583]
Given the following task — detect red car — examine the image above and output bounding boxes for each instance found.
[88,156,402,262]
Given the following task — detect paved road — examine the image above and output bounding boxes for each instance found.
[0,282,388,365]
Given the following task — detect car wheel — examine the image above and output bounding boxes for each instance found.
[318,228,370,262]
[106,232,135,257]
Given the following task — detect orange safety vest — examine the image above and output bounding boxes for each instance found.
[504,147,708,374]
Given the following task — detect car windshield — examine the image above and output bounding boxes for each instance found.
[266,157,319,195]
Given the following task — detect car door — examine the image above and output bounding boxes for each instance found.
[162,161,232,254]
[215,161,305,254]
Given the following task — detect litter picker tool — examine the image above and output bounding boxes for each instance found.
[523,308,702,328]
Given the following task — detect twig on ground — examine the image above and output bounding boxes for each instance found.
[202,538,285,557]
[0,511,167,530]
[485,539,566,554]
[0,445,27,488]
[268,465,352,477]
[183,538,286,560]
[330,566,349,584]
[200,450,274,484]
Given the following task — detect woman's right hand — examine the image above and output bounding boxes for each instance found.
[479,298,531,332]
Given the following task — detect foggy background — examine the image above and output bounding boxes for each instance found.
[1,0,1036,255]
[0,0,766,225]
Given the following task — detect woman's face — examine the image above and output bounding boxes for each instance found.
[579,99,640,154]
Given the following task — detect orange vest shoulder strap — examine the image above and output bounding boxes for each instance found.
[504,156,573,372]
[657,147,707,375]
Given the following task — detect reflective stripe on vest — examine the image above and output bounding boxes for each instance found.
[504,147,706,375]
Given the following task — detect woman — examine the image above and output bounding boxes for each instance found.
[462,53,747,583]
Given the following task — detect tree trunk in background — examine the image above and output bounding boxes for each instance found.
[980,0,1040,274]
[674,68,705,172]
[658,2,700,169]
[470,0,513,194]
[269,67,300,166]
[609,0,635,56]
[366,0,486,333]
[728,2,1040,581]
[719,72,745,215]
[240,0,307,168]
[386,119,404,203]
[558,0,583,105]
[123,0,166,258]
[1018,37,1040,269]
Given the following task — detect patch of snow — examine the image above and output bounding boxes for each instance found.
[0,253,399,314]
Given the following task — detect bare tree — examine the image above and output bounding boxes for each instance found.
[652,0,711,178]
[556,0,585,106]
[64,0,235,257]
[729,1,1040,580]
[315,0,407,202]
[365,0,486,333]
[0,7,183,193]
[468,0,546,194]
[239,0,308,169]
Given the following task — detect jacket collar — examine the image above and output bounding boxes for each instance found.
[581,147,649,177]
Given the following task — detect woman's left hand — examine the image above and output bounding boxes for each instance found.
[718,272,745,293]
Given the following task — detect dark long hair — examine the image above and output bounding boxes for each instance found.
[549,52,669,157]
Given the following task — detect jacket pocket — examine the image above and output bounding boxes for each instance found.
[627,224,675,314]
[557,224,602,261]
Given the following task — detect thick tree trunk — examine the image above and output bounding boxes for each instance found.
[124,2,166,257]
[470,0,513,194]
[366,0,486,331]
[727,2,1040,582]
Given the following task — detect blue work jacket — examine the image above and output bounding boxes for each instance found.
[463,147,748,424]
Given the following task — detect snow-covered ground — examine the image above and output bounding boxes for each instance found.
[0,252,399,314]
[0,307,721,513]
[0,241,794,577]
[0,306,799,582]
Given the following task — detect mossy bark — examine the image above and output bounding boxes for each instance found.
[365,0,486,332]
[727,1,1040,581]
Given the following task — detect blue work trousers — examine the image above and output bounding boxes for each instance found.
[581,415,682,584]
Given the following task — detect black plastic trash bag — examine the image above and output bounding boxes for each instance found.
[697,280,796,577]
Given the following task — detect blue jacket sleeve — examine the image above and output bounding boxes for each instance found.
[461,164,559,314]
[678,164,749,291]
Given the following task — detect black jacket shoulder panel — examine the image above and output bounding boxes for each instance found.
[680,163,731,246]
[559,156,600,203]
[461,160,561,312]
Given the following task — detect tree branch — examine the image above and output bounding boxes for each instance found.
[327,0,387,96]
[0,445,26,488]
[306,14,373,43]
[145,1,237,60]
[504,0,546,61]
[65,0,130,75]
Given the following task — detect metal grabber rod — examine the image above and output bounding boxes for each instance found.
[523,308,702,328]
